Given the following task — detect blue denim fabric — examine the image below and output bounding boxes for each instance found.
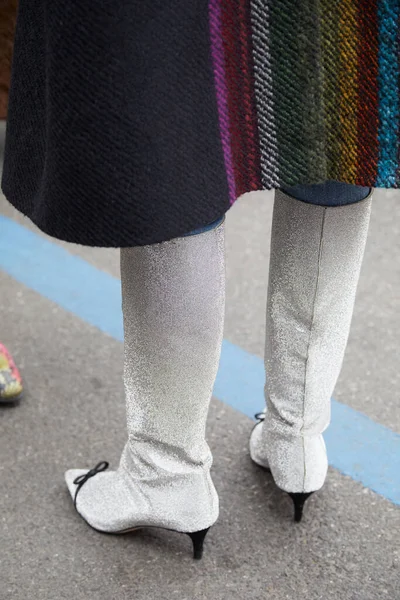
[185,181,371,237]
[284,181,371,207]
[184,217,224,237]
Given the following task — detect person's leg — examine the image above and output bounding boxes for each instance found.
[65,220,225,559]
[183,217,224,237]
[284,181,370,206]
[250,182,372,520]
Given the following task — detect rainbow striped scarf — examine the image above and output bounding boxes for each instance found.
[209,0,400,202]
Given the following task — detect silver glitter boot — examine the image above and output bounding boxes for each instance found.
[65,222,225,559]
[250,189,372,521]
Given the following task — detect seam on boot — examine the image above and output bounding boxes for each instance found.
[301,207,327,492]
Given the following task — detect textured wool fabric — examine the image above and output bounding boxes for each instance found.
[2,1,399,247]
[2,2,229,247]
[250,190,372,493]
[210,0,400,197]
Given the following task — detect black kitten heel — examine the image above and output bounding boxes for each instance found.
[186,528,210,560]
[288,492,314,522]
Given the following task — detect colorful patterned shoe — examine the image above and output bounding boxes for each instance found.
[0,343,23,403]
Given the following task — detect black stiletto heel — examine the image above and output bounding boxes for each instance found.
[288,492,314,522]
[187,528,210,560]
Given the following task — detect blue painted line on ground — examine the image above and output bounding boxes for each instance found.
[0,215,399,505]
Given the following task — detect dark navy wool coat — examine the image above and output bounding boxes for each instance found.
[2,1,229,246]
